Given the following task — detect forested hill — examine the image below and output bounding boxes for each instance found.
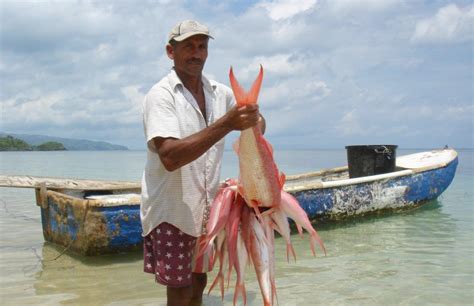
[0,135,66,151]
[0,133,128,151]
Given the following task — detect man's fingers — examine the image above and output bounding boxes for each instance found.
[237,105,259,112]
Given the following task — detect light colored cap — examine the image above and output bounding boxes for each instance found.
[168,20,214,43]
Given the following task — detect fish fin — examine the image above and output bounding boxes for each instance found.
[229,66,248,106]
[287,243,297,263]
[311,230,327,256]
[237,184,246,199]
[229,65,264,106]
[233,283,247,306]
[251,203,265,224]
[207,272,225,301]
[260,207,277,218]
[271,277,278,306]
[232,139,240,155]
[260,135,274,155]
[247,65,264,105]
[279,172,286,189]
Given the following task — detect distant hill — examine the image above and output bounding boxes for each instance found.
[0,135,67,151]
[0,133,128,151]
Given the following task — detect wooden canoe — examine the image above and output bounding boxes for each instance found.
[0,148,458,255]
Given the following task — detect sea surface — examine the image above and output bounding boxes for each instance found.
[0,149,472,306]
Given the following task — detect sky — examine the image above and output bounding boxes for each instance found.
[1,0,473,150]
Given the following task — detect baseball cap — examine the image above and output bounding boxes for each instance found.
[168,20,214,43]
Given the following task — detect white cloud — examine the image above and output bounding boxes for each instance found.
[258,0,317,21]
[305,81,330,99]
[336,111,367,136]
[229,53,307,84]
[120,85,145,124]
[2,92,84,127]
[411,4,474,44]
[327,0,402,13]
[252,54,304,76]
[271,19,307,42]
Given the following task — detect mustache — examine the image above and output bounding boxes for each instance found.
[187,58,204,65]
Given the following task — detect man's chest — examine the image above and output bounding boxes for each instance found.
[174,90,226,134]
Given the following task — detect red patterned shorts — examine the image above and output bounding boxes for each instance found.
[143,222,214,287]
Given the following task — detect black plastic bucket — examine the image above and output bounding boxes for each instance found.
[345,145,398,178]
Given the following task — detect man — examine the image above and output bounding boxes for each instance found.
[141,20,264,306]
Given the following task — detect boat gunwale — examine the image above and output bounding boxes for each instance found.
[45,189,141,208]
[0,175,141,190]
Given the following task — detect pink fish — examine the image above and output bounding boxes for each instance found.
[229,66,285,209]
[241,205,272,306]
[198,185,235,258]
[280,191,326,256]
[233,229,249,306]
[226,194,245,286]
[207,230,227,300]
[265,207,297,263]
[262,213,278,305]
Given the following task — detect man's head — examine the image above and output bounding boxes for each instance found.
[166,20,213,79]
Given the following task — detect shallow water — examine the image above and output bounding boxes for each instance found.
[0,149,472,305]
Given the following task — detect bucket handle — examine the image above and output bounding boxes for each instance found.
[374,146,393,159]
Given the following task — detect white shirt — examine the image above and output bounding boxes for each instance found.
[141,69,235,237]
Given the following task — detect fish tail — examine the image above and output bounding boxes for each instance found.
[271,277,278,306]
[296,223,305,239]
[248,65,264,104]
[233,282,247,306]
[229,65,264,106]
[287,243,297,263]
[311,230,327,256]
[207,271,225,300]
[229,66,247,106]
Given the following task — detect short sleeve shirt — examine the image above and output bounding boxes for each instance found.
[141,68,236,237]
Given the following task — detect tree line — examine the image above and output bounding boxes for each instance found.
[0,135,66,151]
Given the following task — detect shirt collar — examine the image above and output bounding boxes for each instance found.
[169,68,216,93]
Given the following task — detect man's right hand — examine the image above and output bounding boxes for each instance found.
[224,105,260,131]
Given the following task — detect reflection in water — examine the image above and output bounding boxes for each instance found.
[35,244,156,305]
[30,199,463,306]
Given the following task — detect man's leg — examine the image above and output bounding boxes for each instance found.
[190,272,207,305]
[144,223,199,305]
[167,285,193,306]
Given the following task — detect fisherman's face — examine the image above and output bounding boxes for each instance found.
[167,35,209,78]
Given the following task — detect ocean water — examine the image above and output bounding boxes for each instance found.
[0,149,472,306]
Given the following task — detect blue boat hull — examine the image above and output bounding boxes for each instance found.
[295,157,458,220]
[40,192,142,255]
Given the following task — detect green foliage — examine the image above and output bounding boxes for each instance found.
[0,135,32,151]
[34,142,66,151]
[0,136,66,151]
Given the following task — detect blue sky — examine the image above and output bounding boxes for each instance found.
[1,0,473,150]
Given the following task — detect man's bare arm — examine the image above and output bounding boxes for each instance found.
[155,105,260,171]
